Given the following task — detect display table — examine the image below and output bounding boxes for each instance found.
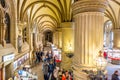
[111,58,120,65]
[107,49,120,65]
[18,70,38,80]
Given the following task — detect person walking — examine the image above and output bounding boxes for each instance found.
[111,70,119,80]
[42,61,49,80]
[48,61,55,80]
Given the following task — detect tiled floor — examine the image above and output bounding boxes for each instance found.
[32,63,44,80]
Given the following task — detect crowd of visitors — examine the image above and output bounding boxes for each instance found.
[34,48,73,80]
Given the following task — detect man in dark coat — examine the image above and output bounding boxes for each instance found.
[112,70,119,80]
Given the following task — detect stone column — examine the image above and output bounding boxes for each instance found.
[53,31,59,47]
[53,28,62,48]
[42,34,45,46]
[58,28,62,48]
[33,33,38,49]
[38,33,43,50]
[72,0,108,80]
[38,33,43,43]
[113,30,120,48]
[61,22,74,70]
[28,24,33,65]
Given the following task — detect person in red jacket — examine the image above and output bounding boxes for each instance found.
[103,51,107,59]
[62,72,66,80]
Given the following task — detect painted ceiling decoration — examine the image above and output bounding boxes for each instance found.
[16,0,120,32]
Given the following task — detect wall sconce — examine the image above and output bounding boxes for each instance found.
[66,43,74,58]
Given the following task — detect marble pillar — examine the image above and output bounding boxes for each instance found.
[58,29,62,48]
[53,29,62,48]
[28,25,33,65]
[38,33,43,43]
[53,31,59,47]
[113,29,120,49]
[33,33,38,49]
[72,0,108,79]
[61,22,74,70]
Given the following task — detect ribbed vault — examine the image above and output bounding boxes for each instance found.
[16,0,120,32]
[105,0,120,29]
[16,0,72,33]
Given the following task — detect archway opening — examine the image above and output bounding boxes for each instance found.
[44,30,53,43]
[104,20,113,49]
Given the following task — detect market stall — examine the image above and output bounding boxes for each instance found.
[106,49,120,65]
[18,69,38,80]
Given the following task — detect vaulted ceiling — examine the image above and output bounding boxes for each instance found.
[104,0,120,29]
[16,0,73,33]
[16,0,120,32]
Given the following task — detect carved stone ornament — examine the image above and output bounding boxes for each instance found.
[72,0,108,15]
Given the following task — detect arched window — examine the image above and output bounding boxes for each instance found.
[104,20,113,49]
[5,13,10,43]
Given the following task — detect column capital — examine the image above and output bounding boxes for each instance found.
[72,0,108,15]
[60,22,74,29]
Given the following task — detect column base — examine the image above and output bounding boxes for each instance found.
[72,65,89,80]
[72,64,96,80]
[61,53,72,70]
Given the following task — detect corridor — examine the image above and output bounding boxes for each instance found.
[31,46,51,80]
[0,0,120,80]
[32,63,44,80]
